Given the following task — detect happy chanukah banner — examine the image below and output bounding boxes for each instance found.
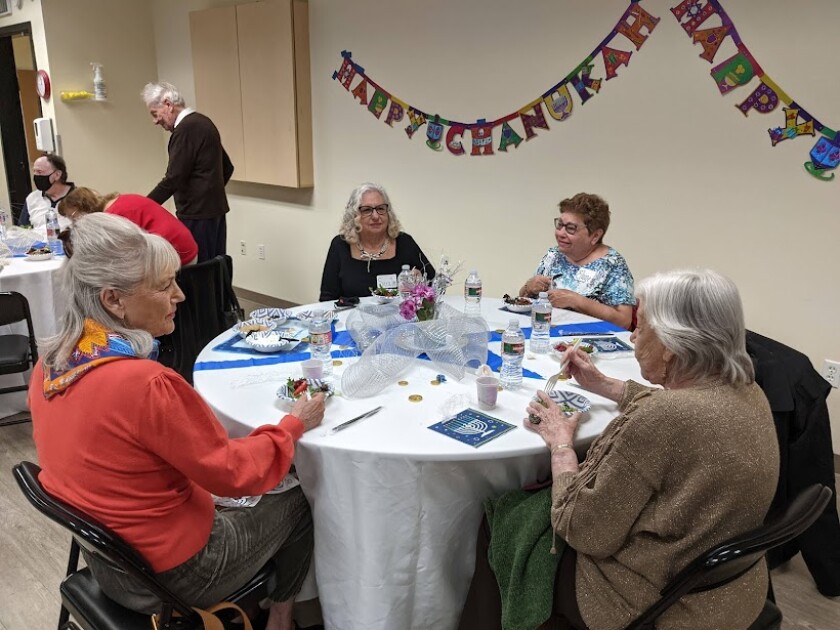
[670,0,837,181]
[332,0,837,181]
[332,1,659,156]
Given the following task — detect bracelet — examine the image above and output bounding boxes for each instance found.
[550,443,574,455]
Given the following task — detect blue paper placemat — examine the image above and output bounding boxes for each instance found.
[428,409,516,448]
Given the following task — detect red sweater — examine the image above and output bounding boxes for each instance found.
[29,359,304,572]
[106,194,198,266]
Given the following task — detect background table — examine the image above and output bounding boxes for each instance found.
[193,296,647,630]
[0,256,66,417]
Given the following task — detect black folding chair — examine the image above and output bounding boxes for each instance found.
[0,291,39,395]
[626,484,832,629]
[12,461,276,630]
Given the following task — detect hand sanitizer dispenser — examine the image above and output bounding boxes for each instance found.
[91,63,107,101]
[33,117,55,152]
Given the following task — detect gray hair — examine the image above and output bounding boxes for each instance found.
[40,213,180,370]
[636,269,754,387]
[141,81,186,108]
[338,182,402,245]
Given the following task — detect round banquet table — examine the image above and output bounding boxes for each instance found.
[0,255,66,417]
[193,296,647,630]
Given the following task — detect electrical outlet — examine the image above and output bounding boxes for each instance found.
[240,240,246,256]
[257,244,266,260]
[822,359,840,388]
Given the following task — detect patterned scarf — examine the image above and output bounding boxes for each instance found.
[43,319,158,398]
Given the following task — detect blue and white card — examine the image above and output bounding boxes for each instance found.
[580,336,633,353]
[428,409,516,448]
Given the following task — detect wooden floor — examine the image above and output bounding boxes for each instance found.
[2,420,839,629]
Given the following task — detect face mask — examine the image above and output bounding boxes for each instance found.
[33,172,55,192]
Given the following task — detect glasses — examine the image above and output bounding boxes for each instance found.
[554,218,583,234]
[359,204,390,217]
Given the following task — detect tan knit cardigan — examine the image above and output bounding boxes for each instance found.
[552,380,780,630]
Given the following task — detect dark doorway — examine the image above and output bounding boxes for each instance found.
[0,22,40,223]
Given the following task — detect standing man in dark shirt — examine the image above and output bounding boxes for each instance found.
[142,82,233,262]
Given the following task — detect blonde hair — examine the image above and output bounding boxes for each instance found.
[338,182,402,245]
[59,187,117,218]
[40,213,180,370]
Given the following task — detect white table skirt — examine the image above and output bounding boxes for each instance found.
[0,256,66,417]
[193,296,646,630]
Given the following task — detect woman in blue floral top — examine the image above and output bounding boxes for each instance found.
[519,193,635,329]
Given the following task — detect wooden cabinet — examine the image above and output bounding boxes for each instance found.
[190,0,313,188]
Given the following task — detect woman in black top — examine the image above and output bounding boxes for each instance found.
[319,183,435,301]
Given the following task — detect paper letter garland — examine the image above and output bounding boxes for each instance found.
[332,1,659,157]
[671,0,837,181]
[332,0,837,181]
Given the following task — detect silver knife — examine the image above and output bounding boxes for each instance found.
[330,406,383,434]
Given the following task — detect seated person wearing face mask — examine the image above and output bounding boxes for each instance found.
[18,154,74,232]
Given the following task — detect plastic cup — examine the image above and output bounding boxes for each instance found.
[476,376,500,410]
[302,359,323,380]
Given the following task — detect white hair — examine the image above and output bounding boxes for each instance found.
[636,269,754,387]
[141,81,186,108]
[40,213,180,370]
[338,182,402,245]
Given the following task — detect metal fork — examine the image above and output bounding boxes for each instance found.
[543,338,582,393]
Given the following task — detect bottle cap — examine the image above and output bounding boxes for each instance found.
[509,319,519,327]
[402,264,410,270]
[539,291,548,298]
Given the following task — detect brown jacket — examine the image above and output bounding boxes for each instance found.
[148,112,233,220]
[552,380,779,630]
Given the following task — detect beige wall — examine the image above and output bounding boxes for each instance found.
[4,0,837,451]
[39,0,162,194]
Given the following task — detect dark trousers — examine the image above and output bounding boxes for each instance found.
[181,215,227,263]
[458,516,587,630]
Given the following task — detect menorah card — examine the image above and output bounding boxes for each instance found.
[428,409,516,448]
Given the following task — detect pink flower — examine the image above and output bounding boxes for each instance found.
[400,299,418,320]
[414,284,436,301]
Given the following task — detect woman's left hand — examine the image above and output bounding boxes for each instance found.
[525,390,580,447]
[547,289,582,310]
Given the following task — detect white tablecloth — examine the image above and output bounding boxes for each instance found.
[0,255,66,416]
[193,296,646,630]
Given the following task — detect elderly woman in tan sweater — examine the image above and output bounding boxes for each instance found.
[460,269,780,630]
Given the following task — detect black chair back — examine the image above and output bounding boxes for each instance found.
[12,461,199,624]
[626,484,832,629]
[157,256,241,384]
[0,291,39,392]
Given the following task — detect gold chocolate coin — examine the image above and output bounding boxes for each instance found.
[408,394,423,402]
[430,380,440,386]
[497,385,504,391]
[495,328,505,334]
[398,380,409,386]
[332,359,343,366]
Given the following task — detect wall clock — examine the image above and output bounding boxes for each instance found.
[36,69,51,99]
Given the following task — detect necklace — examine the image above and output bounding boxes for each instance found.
[357,238,390,273]
[357,238,389,261]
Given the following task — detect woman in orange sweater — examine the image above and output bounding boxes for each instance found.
[29,213,322,630]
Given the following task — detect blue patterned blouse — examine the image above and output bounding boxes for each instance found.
[534,246,636,306]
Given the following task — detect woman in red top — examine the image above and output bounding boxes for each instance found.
[30,213,322,630]
[60,187,198,265]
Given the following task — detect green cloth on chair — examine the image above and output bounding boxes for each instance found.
[486,487,564,630]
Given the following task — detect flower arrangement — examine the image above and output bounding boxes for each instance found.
[400,282,437,321]
[399,253,464,322]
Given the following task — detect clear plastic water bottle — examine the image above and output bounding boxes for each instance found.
[45,207,62,254]
[308,311,333,377]
[0,206,8,240]
[530,291,552,354]
[464,269,482,317]
[500,319,525,390]
[398,264,413,300]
